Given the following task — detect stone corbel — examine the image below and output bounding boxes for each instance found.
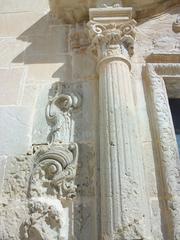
[22,142,79,240]
[29,142,78,199]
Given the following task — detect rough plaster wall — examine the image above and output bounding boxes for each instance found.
[0,1,98,239]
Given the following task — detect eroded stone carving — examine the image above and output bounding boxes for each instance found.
[87,19,136,60]
[22,198,63,240]
[21,142,79,240]
[29,142,78,199]
[46,90,81,143]
[173,15,180,33]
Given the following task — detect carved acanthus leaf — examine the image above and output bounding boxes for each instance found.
[87,19,136,58]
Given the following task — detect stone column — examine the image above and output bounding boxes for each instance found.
[88,8,152,240]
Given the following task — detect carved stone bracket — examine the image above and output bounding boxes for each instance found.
[29,142,78,199]
[173,15,180,33]
[21,142,79,240]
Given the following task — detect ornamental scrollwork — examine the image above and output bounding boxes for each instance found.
[29,142,78,199]
[87,20,136,59]
[21,142,79,240]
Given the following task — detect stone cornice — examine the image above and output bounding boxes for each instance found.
[49,0,179,24]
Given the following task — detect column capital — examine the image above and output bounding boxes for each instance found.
[87,7,136,68]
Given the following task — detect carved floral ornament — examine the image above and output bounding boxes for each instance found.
[87,19,136,59]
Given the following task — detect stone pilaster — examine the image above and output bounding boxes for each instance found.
[88,7,152,239]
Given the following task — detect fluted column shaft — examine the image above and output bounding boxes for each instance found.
[99,59,148,239]
[88,14,152,239]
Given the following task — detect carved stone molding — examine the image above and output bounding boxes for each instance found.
[145,62,180,239]
[173,15,180,33]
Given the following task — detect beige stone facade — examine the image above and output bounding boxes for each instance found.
[0,1,180,240]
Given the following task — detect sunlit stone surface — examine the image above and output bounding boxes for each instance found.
[0,0,180,239]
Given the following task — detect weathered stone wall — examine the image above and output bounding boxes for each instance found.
[0,1,98,239]
[0,1,179,239]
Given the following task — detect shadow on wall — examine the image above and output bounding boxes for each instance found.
[12,12,71,80]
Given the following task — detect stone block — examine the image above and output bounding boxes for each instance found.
[26,60,70,83]
[32,85,51,144]
[23,27,69,63]
[0,0,49,13]
[0,106,33,155]
[76,143,96,197]
[0,68,25,105]
[72,52,96,81]
[74,198,98,240]
[0,38,28,67]
[0,12,46,37]
[62,80,98,142]
[21,84,39,107]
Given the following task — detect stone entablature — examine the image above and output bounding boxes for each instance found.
[49,0,180,23]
